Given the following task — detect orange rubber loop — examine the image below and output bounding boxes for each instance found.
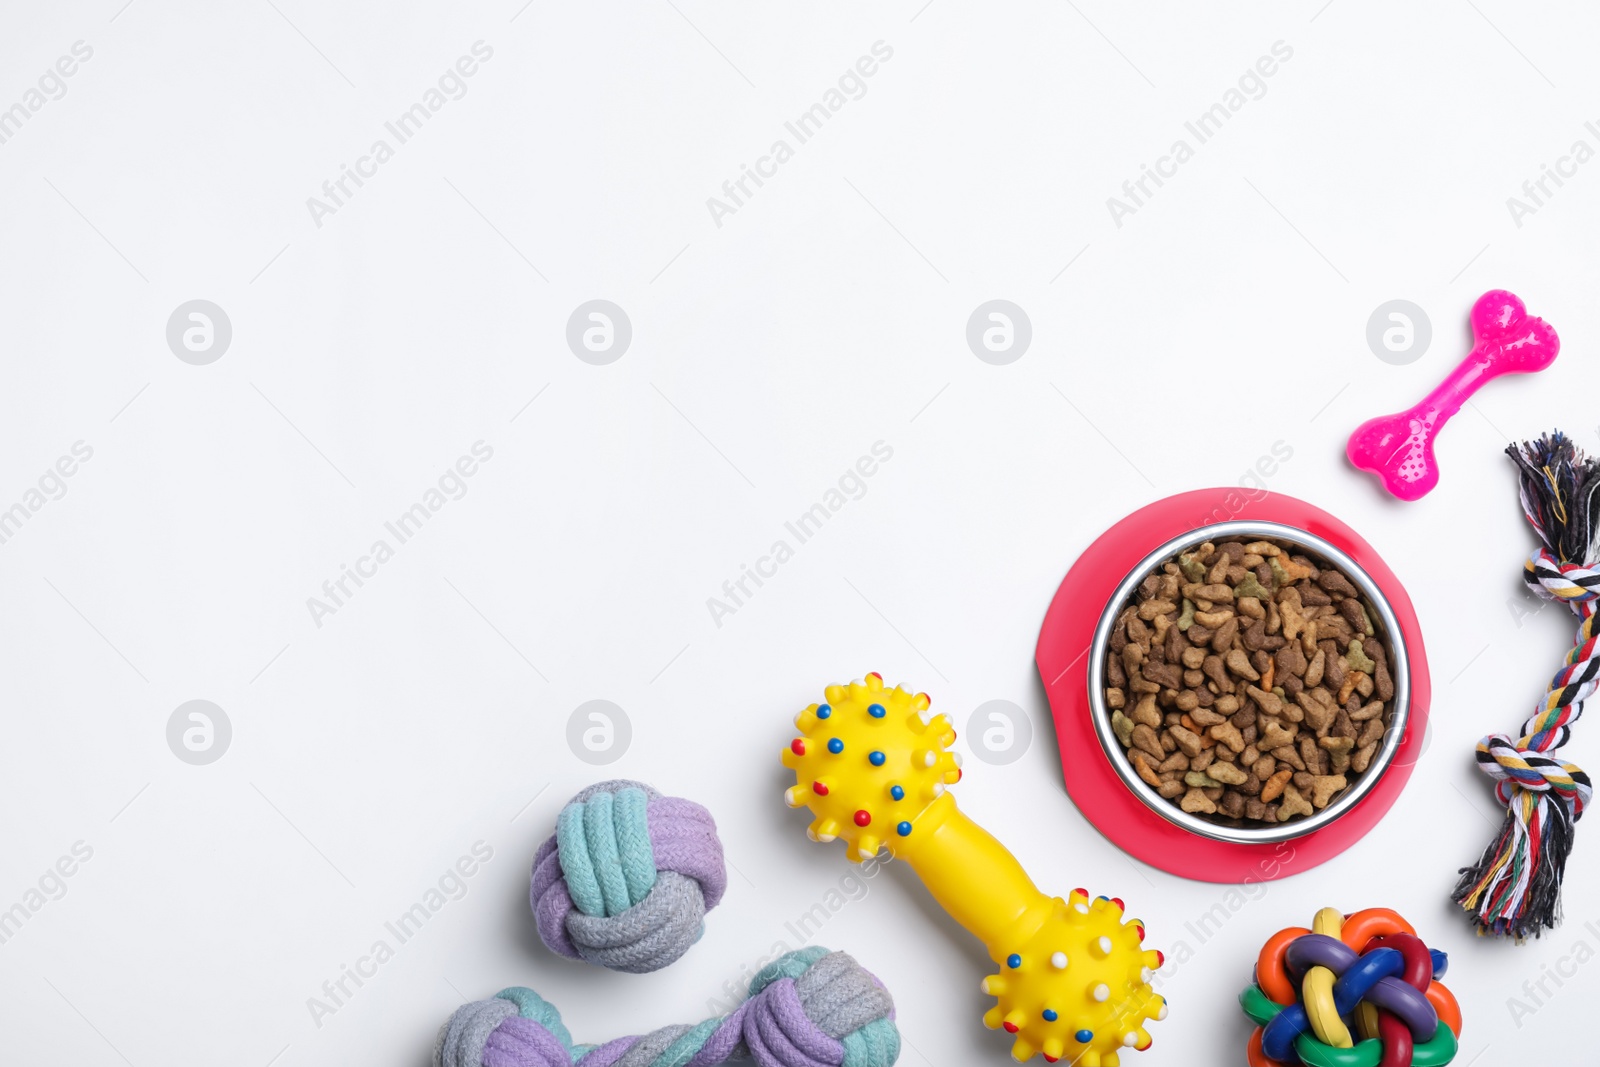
[1339,908,1414,951]
[1257,926,1312,1006]
[1247,1026,1290,1067]
[1426,980,1462,1038]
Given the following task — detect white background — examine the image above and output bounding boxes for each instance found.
[1,1,1596,1064]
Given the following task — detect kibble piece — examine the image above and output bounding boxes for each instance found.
[1169,724,1203,758]
[1310,774,1348,808]
[1278,785,1314,820]
[1236,575,1272,600]
[1247,685,1285,718]
[1366,640,1395,701]
[1320,644,1347,689]
[1138,598,1177,620]
[1299,646,1324,687]
[1208,761,1248,786]
[1225,649,1260,680]
[1209,721,1246,753]
[1260,769,1293,803]
[1112,711,1135,747]
[1280,596,1307,641]
[1180,788,1217,814]
[1131,723,1165,761]
[1131,751,1164,788]
[1351,700,1385,722]
[1338,599,1368,638]
[1210,616,1240,653]
[1259,721,1297,751]
[1158,779,1186,798]
[1219,790,1246,818]
[1275,643,1307,679]
[1318,570,1356,597]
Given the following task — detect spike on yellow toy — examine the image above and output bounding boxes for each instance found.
[782,673,1166,1063]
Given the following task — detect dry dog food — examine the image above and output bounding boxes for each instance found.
[1103,537,1395,825]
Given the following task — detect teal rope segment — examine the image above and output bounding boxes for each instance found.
[557,786,658,918]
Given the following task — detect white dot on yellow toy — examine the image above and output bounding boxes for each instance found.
[782,673,1166,1064]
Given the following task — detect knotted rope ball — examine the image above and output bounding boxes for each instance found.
[433,946,901,1067]
[1239,908,1461,1067]
[531,780,727,973]
[1454,434,1598,938]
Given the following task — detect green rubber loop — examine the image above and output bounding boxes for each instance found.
[1239,983,1283,1027]
[1412,1022,1459,1067]
[1294,1035,1382,1067]
[1293,1019,1458,1067]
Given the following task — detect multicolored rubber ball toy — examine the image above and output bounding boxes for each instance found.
[1239,908,1461,1067]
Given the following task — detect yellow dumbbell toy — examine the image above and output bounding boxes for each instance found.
[781,673,1167,1064]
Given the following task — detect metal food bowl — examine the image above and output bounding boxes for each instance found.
[1087,520,1410,845]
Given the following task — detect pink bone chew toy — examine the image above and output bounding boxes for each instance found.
[1347,290,1559,501]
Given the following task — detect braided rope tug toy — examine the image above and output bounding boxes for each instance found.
[1239,907,1461,1067]
[1453,433,1598,938]
[530,780,728,973]
[435,946,900,1067]
[782,674,1165,1064]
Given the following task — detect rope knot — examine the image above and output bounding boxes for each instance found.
[435,949,900,1067]
[741,947,899,1067]
[530,780,726,973]
[434,988,574,1067]
[1523,547,1600,609]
